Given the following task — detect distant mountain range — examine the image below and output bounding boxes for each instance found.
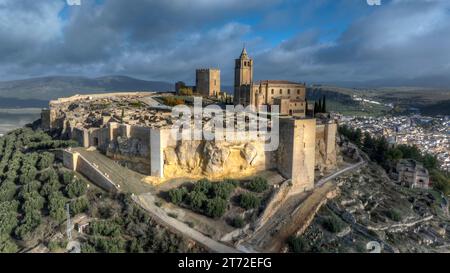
[0,75,173,107]
[0,75,449,115]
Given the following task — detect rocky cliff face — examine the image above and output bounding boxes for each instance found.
[163,140,267,179]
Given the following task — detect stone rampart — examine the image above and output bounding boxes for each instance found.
[63,150,117,192]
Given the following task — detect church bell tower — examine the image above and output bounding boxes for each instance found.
[234,47,253,87]
[234,47,253,105]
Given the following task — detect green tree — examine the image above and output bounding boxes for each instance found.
[322,215,345,233]
[430,169,450,195]
[168,187,188,205]
[65,178,87,199]
[247,177,269,193]
[422,154,438,170]
[38,168,58,182]
[386,148,403,161]
[362,132,375,155]
[206,197,227,218]
[89,220,122,237]
[40,177,61,197]
[239,193,261,210]
[288,236,309,253]
[385,209,402,222]
[37,152,55,170]
[70,197,89,215]
[321,96,327,113]
[232,216,245,228]
[0,235,18,253]
[0,201,19,236]
[193,179,212,194]
[92,236,126,253]
[186,191,207,211]
[211,182,236,199]
[48,192,67,223]
[60,171,75,185]
[0,181,17,202]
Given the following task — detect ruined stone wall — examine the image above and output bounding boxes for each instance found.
[315,122,338,174]
[66,122,153,175]
[89,127,110,151]
[324,123,337,166]
[71,127,89,148]
[105,124,152,175]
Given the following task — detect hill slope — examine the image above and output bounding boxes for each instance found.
[0,76,173,102]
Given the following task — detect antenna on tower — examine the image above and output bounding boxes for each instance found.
[66,203,72,241]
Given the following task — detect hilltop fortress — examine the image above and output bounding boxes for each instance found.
[41,50,338,194]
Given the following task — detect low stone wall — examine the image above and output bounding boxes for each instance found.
[63,150,117,192]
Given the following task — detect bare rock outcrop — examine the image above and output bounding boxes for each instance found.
[163,140,264,178]
[241,143,258,165]
[202,142,230,174]
[175,140,202,170]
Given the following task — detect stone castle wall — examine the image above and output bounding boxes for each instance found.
[315,122,338,174]
[278,118,316,193]
[63,150,117,192]
[44,93,337,193]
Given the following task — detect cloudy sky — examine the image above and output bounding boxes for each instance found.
[1,0,450,87]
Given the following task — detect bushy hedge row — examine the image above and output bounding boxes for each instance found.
[167,177,270,220]
[167,179,237,218]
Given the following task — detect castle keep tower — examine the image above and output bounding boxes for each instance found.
[196,68,221,97]
[234,47,253,105]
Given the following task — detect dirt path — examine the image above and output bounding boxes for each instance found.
[74,148,239,253]
[316,160,366,187]
[240,160,367,252]
[134,193,241,253]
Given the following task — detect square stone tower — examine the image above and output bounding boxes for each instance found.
[277,117,316,194]
[196,68,221,97]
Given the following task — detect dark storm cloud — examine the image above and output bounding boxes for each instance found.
[0,0,279,82]
[1,0,450,87]
[255,0,450,86]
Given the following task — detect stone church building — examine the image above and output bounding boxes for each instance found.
[233,48,307,117]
